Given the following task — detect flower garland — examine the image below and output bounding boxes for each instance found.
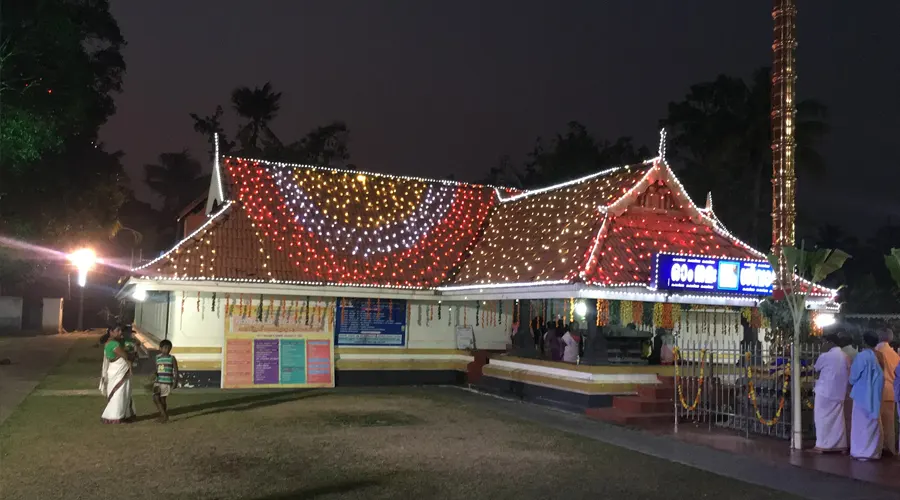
[620,301,633,325]
[596,299,609,326]
[407,302,412,325]
[632,301,643,326]
[672,347,706,411]
[744,352,790,426]
[225,293,231,316]
[196,292,201,312]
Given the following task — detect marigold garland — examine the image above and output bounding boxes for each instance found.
[596,299,609,326]
[632,301,643,326]
[225,293,231,316]
[620,301,633,325]
[744,352,790,426]
[673,347,705,411]
[652,303,663,328]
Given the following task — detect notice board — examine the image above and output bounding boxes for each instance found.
[334,298,407,346]
[223,301,335,389]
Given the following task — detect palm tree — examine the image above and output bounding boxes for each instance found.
[143,151,203,215]
[661,67,829,249]
[230,82,282,154]
[189,105,234,159]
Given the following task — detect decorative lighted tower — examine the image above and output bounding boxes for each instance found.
[771,0,797,288]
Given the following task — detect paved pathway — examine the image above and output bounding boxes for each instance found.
[0,334,82,424]
[449,386,899,500]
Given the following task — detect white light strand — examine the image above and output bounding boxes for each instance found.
[270,168,457,256]
[226,155,511,190]
[497,158,657,204]
[133,201,234,272]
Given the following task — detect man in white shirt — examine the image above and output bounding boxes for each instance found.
[813,334,851,453]
[561,325,579,363]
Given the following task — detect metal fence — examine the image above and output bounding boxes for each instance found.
[673,339,821,440]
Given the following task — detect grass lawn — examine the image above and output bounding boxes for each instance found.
[2,342,800,500]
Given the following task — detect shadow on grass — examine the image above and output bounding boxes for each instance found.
[251,479,383,499]
[134,390,328,422]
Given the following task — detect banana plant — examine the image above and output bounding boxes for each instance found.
[885,248,900,291]
[767,241,849,450]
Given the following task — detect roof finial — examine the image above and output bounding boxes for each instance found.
[657,128,667,160]
[705,191,713,212]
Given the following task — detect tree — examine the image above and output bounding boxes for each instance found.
[231,82,282,154]
[0,0,125,172]
[482,122,650,188]
[144,151,204,215]
[661,67,828,249]
[189,105,234,159]
[0,1,127,292]
[281,122,350,167]
[523,122,650,188]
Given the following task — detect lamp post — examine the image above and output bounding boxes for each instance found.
[68,248,97,331]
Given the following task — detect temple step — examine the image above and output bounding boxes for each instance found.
[586,407,673,426]
[613,396,673,413]
[636,384,675,400]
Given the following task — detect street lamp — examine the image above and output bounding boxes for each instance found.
[68,248,96,331]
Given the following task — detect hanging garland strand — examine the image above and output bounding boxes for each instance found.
[673,347,706,411]
[745,352,790,426]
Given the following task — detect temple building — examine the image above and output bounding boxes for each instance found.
[119,133,837,411]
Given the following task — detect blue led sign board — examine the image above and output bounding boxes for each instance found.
[653,253,774,296]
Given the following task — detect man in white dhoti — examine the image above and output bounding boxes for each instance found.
[813,334,850,453]
[100,325,136,424]
[836,334,856,441]
[849,331,885,460]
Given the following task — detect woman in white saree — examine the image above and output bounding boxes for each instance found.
[99,325,136,424]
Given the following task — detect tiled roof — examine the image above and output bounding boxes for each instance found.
[582,210,761,286]
[450,162,655,285]
[136,156,835,298]
[136,158,505,288]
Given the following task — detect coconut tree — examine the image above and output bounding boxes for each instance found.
[662,67,829,249]
[230,82,282,155]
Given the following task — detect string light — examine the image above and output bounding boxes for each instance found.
[132,150,836,304]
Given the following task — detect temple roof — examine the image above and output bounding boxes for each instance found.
[134,154,835,298]
[135,157,511,288]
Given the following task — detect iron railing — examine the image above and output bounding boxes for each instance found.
[674,339,821,440]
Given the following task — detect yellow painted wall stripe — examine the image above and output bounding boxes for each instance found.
[335,347,469,355]
[337,360,469,371]
[171,346,223,354]
[179,360,222,370]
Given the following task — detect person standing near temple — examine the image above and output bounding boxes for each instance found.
[876,328,899,457]
[849,331,885,461]
[837,334,857,440]
[812,334,850,453]
[837,329,858,363]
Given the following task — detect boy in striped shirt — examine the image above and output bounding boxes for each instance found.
[153,340,178,423]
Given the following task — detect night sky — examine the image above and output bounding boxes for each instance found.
[101,0,899,237]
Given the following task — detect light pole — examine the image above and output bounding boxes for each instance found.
[68,248,97,331]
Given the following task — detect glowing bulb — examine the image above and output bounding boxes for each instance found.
[132,287,148,301]
[813,313,835,328]
[574,301,588,317]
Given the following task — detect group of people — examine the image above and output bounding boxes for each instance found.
[813,328,900,461]
[532,318,580,363]
[98,324,179,424]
